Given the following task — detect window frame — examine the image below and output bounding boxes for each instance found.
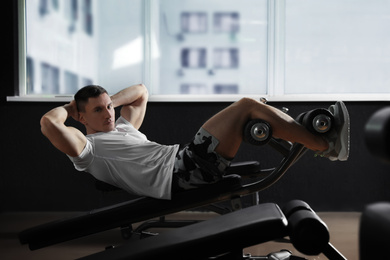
[8,0,390,102]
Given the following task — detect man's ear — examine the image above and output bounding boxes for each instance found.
[78,112,87,126]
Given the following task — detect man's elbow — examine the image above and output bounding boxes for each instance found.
[139,83,149,99]
[40,115,54,137]
[40,116,49,135]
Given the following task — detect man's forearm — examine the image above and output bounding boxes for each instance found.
[40,106,68,138]
[40,101,86,157]
[40,102,78,133]
[41,106,68,125]
[111,84,148,108]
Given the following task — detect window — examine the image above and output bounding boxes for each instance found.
[181,12,207,33]
[155,0,267,98]
[52,0,59,11]
[64,71,79,94]
[26,56,34,94]
[82,77,93,87]
[213,48,239,69]
[181,83,208,94]
[284,0,390,97]
[214,84,238,94]
[39,0,49,16]
[41,62,59,94]
[66,0,78,33]
[82,0,93,35]
[213,12,239,33]
[11,0,390,102]
[181,48,207,68]
[19,0,143,99]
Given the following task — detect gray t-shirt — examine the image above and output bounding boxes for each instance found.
[68,116,179,199]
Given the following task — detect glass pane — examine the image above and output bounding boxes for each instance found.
[285,0,390,94]
[153,0,268,95]
[25,0,144,95]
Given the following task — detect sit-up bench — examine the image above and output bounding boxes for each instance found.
[19,108,340,259]
[19,140,304,251]
[77,200,346,260]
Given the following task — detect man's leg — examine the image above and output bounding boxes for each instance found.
[201,98,329,159]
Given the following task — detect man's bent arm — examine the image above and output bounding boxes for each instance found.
[40,101,87,157]
[111,84,149,130]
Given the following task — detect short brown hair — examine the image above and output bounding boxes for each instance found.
[74,85,108,112]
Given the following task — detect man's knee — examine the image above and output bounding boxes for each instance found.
[235,97,259,111]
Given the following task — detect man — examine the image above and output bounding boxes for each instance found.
[40,84,349,199]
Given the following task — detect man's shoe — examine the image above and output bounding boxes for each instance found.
[317,101,350,161]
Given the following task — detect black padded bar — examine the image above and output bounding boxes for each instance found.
[360,202,390,260]
[282,200,347,259]
[365,107,390,163]
[77,203,288,260]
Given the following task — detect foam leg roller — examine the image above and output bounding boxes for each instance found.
[302,108,334,134]
[244,119,272,146]
[281,200,312,219]
[295,112,306,124]
[282,200,330,256]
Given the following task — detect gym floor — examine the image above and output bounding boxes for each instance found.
[0,211,360,260]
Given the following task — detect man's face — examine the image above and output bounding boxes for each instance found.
[79,93,115,134]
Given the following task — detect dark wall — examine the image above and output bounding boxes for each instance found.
[2,0,389,212]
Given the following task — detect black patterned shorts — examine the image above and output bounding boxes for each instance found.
[172,127,232,192]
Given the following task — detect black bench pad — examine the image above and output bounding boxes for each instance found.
[78,203,288,260]
[20,175,242,250]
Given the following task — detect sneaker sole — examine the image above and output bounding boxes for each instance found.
[333,101,350,161]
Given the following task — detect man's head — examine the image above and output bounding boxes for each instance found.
[75,85,115,134]
[75,85,108,112]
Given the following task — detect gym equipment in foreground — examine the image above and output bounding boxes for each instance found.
[360,106,390,259]
[365,106,390,163]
